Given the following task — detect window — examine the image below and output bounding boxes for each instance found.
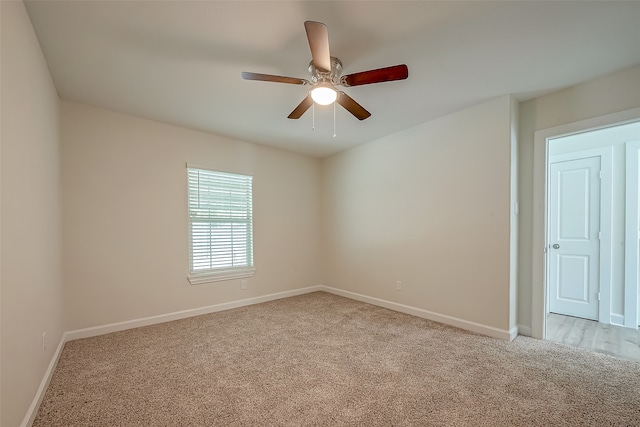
[187,165,254,284]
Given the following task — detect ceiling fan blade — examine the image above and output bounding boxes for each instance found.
[288,95,313,119]
[304,21,331,73]
[337,92,371,121]
[242,72,308,85]
[341,64,409,87]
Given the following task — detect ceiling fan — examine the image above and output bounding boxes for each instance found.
[242,21,408,121]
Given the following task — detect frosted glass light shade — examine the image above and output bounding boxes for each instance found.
[311,86,337,105]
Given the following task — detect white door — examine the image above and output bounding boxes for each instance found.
[549,156,601,320]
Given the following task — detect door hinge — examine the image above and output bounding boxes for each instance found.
[599,170,602,179]
[598,231,602,240]
[598,292,601,301]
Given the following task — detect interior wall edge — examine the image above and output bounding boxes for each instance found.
[509,95,520,332]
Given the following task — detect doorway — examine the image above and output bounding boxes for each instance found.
[532,108,640,341]
[543,122,640,348]
[543,121,640,359]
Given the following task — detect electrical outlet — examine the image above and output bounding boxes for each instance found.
[396,280,402,291]
[42,332,47,354]
[240,279,247,290]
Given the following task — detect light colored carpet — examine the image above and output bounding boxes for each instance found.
[34,292,640,426]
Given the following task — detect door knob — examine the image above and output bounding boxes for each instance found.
[552,244,560,249]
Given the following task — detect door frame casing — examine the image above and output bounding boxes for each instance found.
[532,107,640,339]
[624,141,640,329]
[548,148,612,324]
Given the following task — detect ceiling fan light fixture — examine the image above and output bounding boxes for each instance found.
[311,84,337,105]
[242,21,407,121]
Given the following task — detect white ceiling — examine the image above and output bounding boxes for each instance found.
[25,1,640,158]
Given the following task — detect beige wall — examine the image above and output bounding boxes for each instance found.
[61,101,321,330]
[1,2,63,426]
[518,65,640,331]
[321,96,514,331]
[4,3,639,421]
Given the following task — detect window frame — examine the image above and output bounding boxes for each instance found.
[186,164,255,285]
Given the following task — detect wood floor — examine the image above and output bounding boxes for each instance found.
[546,313,640,362]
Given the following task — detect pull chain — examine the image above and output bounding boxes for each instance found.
[333,101,336,138]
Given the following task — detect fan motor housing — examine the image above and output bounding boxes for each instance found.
[308,57,343,86]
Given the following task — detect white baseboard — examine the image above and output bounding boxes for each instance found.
[64,285,515,343]
[320,286,516,341]
[517,324,532,337]
[23,283,515,426]
[21,285,322,426]
[65,285,323,342]
[610,313,625,326]
[20,335,66,427]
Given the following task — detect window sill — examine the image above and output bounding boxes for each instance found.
[188,268,256,285]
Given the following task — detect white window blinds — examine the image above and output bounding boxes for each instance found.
[187,166,254,284]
